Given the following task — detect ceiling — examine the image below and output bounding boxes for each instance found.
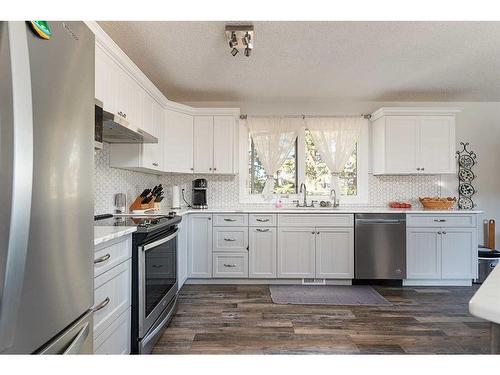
[98,21,500,103]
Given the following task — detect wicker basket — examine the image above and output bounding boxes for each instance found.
[419,197,457,210]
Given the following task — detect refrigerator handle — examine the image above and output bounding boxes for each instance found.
[0,22,34,352]
[62,323,90,355]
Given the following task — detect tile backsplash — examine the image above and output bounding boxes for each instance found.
[95,143,444,213]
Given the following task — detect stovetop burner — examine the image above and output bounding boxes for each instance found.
[94,212,180,233]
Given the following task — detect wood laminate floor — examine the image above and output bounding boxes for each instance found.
[152,284,491,354]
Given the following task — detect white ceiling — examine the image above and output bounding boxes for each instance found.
[98,21,500,103]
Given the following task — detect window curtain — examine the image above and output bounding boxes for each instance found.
[247,117,302,195]
[305,117,365,196]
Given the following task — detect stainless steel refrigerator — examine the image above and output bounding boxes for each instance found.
[0,21,95,354]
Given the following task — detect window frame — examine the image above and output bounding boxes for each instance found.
[239,121,369,205]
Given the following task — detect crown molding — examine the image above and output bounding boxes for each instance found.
[370,107,462,121]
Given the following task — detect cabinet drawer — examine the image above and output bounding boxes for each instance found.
[407,214,476,228]
[249,214,276,226]
[213,227,248,252]
[94,307,131,354]
[94,236,132,278]
[213,253,248,278]
[93,260,131,339]
[213,213,248,227]
[278,214,354,227]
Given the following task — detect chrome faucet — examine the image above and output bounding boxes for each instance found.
[330,188,340,208]
[299,182,307,207]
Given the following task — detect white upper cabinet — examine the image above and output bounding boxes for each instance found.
[164,109,194,174]
[193,115,236,175]
[193,116,214,173]
[213,116,235,174]
[371,108,459,175]
[95,43,117,114]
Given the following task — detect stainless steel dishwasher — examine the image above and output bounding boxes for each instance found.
[355,213,406,279]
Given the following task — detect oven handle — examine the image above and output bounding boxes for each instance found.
[141,228,180,252]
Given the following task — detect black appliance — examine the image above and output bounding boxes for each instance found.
[95,213,181,354]
[192,178,208,209]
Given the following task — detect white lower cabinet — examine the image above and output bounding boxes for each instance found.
[278,227,316,278]
[249,227,277,278]
[213,252,248,278]
[315,228,354,279]
[94,307,131,355]
[407,227,476,282]
[188,214,213,278]
[441,228,476,280]
[177,217,188,290]
[93,236,132,354]
[407,229,442,279]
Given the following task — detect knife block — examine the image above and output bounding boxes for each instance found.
[129,195,155,212]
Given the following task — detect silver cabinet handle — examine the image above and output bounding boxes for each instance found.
[442,231,447,235]
[438,232,442,235]
[224,218,237,222]
[256,218,269,222]
[224,238,237,242]
[223,264,237,268]
[92,297,110,312]
[94,253,111,264]
[152,162,159,167]
[434,219,446,222]
[256,228,269,232]
[152,264,163,268]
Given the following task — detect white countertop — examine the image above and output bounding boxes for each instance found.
[142,206,483,216]
[94,226,137,246]
[469,263,500,324]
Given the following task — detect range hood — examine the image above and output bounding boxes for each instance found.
[102,110,158,144]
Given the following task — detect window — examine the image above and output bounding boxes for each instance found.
[304,129,357,196]
[248,138,297,194]
[241,124,368,204]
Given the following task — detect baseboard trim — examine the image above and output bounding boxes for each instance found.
[185,278,353,285]
[402,279,472,286]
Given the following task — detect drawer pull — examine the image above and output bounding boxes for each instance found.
[223,218,237,222]
[94,253,111,264]
[152,264,163,268]
[224,238,237,242]
[434,219,447,222]
[256,218,270,222]
[256,228,269,232]
[92,297,110,312]
[223,263,237,268]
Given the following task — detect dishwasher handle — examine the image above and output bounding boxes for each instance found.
[356,219,405,225]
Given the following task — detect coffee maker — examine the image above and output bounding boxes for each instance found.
[192,178,208,209]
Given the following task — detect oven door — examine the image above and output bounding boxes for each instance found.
[138,227,178,338]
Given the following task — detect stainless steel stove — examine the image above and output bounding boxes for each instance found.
[94,212,180,233]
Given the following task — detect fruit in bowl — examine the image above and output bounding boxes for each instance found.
[389,201,412,209]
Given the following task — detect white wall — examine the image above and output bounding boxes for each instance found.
[186,100,500,245]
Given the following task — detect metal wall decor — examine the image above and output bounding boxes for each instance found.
[456,142,477,210]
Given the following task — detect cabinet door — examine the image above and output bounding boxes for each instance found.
[277,227,316,278]
[418,116,456,174]
[188,214,213,278]
[193,116,214,173]
[315,228,354,279]
[213,116,234,174]
[385,116,419,174]
[114,67,132,122]
[249,227,277,278]
[95,44,117,114]
[177,218,188,290]
[441,228,476,280]
[407,229,441,279]
[164,109,194,173]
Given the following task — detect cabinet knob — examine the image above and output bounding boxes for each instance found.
[209,168,212,171]
[438,232,442,235]
[442,231,447,235]
[421,167,425,171]
[213,168,217,171]
[152,162,159,167]
[416,168,421,171]
[208,217,211,220]
[190,167,194,171]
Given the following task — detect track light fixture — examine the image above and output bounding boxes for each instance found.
[228,32,238,48]
[225,25,254,58]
